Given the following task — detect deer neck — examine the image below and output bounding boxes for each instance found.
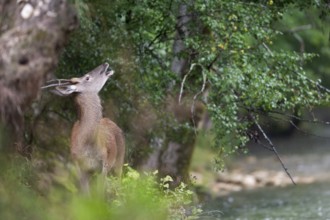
[75,93,103,137]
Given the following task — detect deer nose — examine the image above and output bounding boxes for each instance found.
[106,69,114,76]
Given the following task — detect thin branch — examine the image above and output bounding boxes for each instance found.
[144,47,167,70]
[285,24,312,33]
[257,110,330,139]
[288,119,317,137]
[178,63,208,134]
[178,63,199,104]
[309,109,317,122]
[262,42,274,56]
[257,108,330,126]
[207,53,221,70]
[295,70,330,94]
[293,32,305,55]
[252,115,296,185]
[147,30,165,49]
[191,66,207,134]
[255,139,275,151]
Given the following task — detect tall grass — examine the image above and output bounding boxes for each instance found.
[0,156,200,220]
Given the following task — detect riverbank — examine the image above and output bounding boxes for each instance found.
[191,132,330,219]
[192,132,330,196]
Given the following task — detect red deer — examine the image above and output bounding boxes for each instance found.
[43,63,125,191]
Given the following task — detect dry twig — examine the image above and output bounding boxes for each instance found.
[252,115,296,185]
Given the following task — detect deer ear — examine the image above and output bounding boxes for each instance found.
[52,85,77,96]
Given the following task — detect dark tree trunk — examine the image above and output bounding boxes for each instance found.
[134,3,202,186]
[0,0,77,155]
[157,3,201,186]
[129,3,206,187]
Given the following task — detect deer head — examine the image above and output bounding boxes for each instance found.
[52,63,114,96]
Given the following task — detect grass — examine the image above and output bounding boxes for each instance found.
[0,155,200,220]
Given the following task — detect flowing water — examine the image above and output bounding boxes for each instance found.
[201,181,330,219]
[201,130,330,220]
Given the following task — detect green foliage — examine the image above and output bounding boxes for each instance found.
[111,0,330,167]
[0,158,200,220]
[273,6,330,84]
[0,156,46,220]
[107,167,200,220]
[55,1,330,168]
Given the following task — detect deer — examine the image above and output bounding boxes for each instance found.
[42,63,125,191]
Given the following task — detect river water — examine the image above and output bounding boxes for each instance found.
[200,131,330,220]
[201,181,330,219]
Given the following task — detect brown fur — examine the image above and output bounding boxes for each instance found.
[51,63,125,192]
[70,93,125,177]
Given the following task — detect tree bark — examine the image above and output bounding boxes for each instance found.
[0,0,77,155]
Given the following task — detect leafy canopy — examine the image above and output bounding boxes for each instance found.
[60,0,330,167]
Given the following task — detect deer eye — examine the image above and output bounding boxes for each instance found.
[85,75,90,81]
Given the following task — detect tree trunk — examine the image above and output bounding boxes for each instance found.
[157,3,200,186]
[0,0,77,155]
[132,3,202,186]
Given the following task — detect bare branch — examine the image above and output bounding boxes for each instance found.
[144,47,168,70]
[293,32,305,55]
[178,63,208,134]
[252,115,296,185]
[191,66,207,134]
[294,70,330,94]
[178,63,200,104]
[256,108,330,126]
[256,140,275,152]
[257,110,330,139]
[286,24,312,33]
[262,42,274,56]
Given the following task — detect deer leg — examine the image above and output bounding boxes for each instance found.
[80,171,90,194]
[95,142,115,193]
[102,162,109,176]
[112,133,125,177]
[76,165,90,194]
[104,135,117,176]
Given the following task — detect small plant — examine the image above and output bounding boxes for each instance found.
[105,166,202,220]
